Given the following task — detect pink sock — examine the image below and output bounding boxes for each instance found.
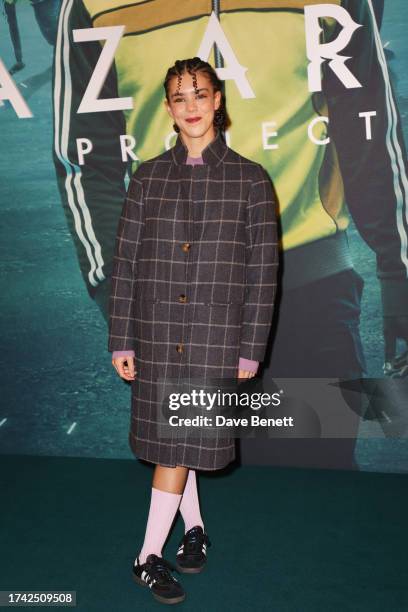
[138,487,182,564]
[179,469,205,533]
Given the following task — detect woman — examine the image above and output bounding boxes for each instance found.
[108,57,278,605]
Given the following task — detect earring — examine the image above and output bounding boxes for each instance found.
[173,122,180,133]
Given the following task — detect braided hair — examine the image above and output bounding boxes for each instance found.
[163,57,231,135]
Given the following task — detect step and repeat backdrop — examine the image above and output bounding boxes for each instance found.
[1,0,407,471]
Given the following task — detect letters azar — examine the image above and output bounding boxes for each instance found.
[3,5,366,123]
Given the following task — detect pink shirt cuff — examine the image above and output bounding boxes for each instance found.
[238,357,259,373]
[112,350,135,359]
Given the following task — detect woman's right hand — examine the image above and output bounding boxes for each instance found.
[112,356,136,381]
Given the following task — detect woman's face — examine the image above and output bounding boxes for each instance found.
[165,71,221,139]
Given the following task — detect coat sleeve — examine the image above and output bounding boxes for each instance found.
[239,165,279,362]
[108,172,145,352]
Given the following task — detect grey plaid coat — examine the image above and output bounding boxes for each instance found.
[108,129,278,470]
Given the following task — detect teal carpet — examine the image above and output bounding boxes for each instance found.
[1,455,407,611]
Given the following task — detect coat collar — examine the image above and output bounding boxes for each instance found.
[171,128,228,167]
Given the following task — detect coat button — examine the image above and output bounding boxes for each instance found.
[178,294,187,303]
[176,343,184,353]
[181,242,191,252]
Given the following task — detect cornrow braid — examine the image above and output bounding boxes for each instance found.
[164,57,231,135]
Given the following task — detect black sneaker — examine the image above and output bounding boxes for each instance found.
[132,553,186,604]
[175,526,211,573]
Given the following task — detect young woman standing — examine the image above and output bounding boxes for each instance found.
[109,57,278,605]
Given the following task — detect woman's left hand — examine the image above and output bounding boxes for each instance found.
[238,369,256,379]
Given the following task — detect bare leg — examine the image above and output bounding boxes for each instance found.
[153,464,189,494]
